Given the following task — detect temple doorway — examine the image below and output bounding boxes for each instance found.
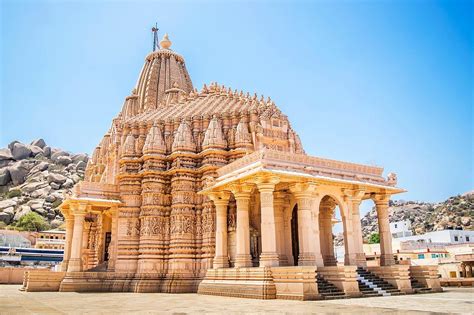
[291,204,299,266]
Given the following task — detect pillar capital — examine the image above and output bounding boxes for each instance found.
[229,182,253,200]
[208,191,231,206]
[289,181,318,198]
[372,193,391,206]
[342,188,366,202]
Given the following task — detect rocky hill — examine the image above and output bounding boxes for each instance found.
[361,192,473,239]
[0,139,88,229]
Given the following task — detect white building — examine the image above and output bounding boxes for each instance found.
[390,220,413,238]
[396,229,474,244]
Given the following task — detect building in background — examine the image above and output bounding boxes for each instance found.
[390,220,413,238]
[35,230,66,250]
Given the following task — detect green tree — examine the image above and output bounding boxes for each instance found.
[368,232,380,244]
[15,212,50,232]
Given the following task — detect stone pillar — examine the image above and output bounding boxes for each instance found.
[290,182,317,266]
[344,189,366,267]
[107,207,118,271]
[374,195,395,266]
[257,179,280,267]
[341,202,357,266]
[461,263,466,277]
[210,192,230,268]
[60,214,74,271]
[310,196,324,267]
[233,189,253,268]
[283,204,294,266]
[67,204,87,272]
[274,192,288,266]
[319,199,336,266]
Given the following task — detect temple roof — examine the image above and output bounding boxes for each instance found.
[125,83,282,124]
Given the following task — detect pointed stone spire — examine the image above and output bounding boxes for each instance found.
[235,119,252,148]
[202,117,227,150]
[172,120,196,152]
[122,134,136,157]
[143,123,166,154]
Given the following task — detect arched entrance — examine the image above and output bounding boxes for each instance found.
[290,204,299,266]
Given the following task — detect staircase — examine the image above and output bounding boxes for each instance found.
[410,277,432,293]
[316,274,346,300]
[356,267,402,297]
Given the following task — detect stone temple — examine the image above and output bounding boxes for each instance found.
[22,34,441,299]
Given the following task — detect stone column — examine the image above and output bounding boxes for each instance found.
[67,204,87,272]
[344,189,366,267]
[257,179,280,267]
[374,195,395,266]
[319,199,336,266]
[210,192,230,268]
[233,188,253,268]
[60,213,74,271]
[274,192,288,266]
[283,205,294,266]
[341,201,358,266]
[290,182,317,266]
[107,206,118,271]
[310,196,325,267]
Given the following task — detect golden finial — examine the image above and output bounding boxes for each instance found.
[160,33,172,49]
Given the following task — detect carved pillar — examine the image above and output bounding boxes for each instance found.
[310,196,324,267]
[274,192,288,266]
[374,195,395,266]
[257,178,280,267]
[349,190,366,267]
[290,182,317,266]
[209,192,230,268]
[233,187,253,268]
[319,199,336,266]
[60,213,74,271]
[283,203,294,266]
[67,204,87,272]
[107,206,118,271]
[341,201,357,266]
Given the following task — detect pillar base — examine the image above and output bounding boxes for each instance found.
[298,253,316,266]
[67,258,83,272]
[380,254,395,266]
[235,255,253,268]
[260,253,280,267]
[213,256,229,269]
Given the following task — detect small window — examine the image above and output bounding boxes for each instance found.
[431,254,437,258]
[395,224,398,228]
[418,254,425,259]
[454,236,459,242]
[466,236,470,242]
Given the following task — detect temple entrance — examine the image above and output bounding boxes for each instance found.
[291,204,299,266]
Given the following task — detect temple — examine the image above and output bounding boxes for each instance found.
[22,34,441,299]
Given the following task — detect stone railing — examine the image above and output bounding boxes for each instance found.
[217,149,388,186]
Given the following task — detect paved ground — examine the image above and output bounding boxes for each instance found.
[0,285,472,314]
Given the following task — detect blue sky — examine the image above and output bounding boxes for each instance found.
[1,0,472,206]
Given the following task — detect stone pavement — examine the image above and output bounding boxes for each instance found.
[0,285,472,314]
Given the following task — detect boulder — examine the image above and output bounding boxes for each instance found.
[30,186,52,199]
[0,199,17,210]
[30,138,46,149]
[3,207,14,216]
[21,181,48,193]
[45,194,56,203]
[43,146,52,158]
[51,150,69,162]
[0,148,13,161]
[8,161,30,185]
[50,182,61,190]
[76,161,87,171]
[0,212,12,225]
[46,212,56,220]
[47,173,67,184]
[29,161,49,174]
[11,143,32,160]
[13,205,31,221]
[0,168,11,186]
[29,145,44,157]
[57,156,73,166]
[71,174,81,183]
[71,153,88,163]
[62,178,74,189]
[50,218,63,229]
[33,207,48,216]
[8,141,19,151]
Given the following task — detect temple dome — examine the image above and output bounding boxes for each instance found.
[129,34,193,115]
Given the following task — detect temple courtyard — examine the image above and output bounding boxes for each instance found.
[0,285,472,314]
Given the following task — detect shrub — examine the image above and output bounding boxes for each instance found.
[6,189,22,198]
[15,212,50,232]
[368,232,380,244]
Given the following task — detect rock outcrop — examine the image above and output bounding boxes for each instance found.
[0,139,88,229]
[361,191,474,238]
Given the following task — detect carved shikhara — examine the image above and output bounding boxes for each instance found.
[42,34,425,298]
